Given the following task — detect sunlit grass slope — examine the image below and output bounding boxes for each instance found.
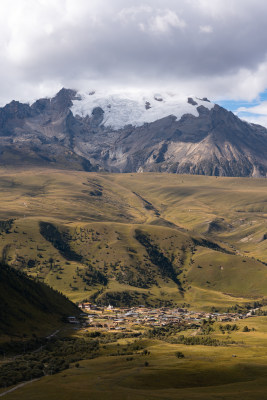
[0,168,266,308]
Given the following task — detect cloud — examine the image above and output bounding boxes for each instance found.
[239,114,267,128]
[237,101,267,115]
[235,99,267,128]
[0,0,267,105]
[118,5,152,22]
[199,25,213,33]
[144,10,186,33]
[119,7,186,34]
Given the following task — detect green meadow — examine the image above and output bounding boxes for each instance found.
[0,168,266,309]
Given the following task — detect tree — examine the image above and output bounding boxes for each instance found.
[49,257,54,270]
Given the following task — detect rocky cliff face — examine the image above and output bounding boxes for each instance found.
[0,88,266,177]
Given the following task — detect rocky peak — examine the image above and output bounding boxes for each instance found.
[0,100,33,132]
[3,100,33,119]
[50,88,77,112]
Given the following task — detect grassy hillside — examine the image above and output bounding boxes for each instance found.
[0,262,78,340]
[0,168,266,309]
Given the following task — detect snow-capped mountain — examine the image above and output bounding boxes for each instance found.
[71,90,214,129]
[0,88,266,177]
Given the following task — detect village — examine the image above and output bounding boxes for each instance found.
[67,302,258,331]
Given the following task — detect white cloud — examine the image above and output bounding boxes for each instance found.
[237,101,267,115]
[119,7,186,34]
[147,10,186,33]
[239,115,267,128]
[199,25,213,33]
[118,5,152,22]
[235,98,267,128]
[187,0,245,19]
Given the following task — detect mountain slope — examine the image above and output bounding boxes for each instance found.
[0,88,266,177]
[0,89,95,171]
[0,262,78,338]
[0,168,266,310]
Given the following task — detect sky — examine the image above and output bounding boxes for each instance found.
[1,0,267,125]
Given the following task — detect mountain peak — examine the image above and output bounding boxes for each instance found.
[51,88,77,112]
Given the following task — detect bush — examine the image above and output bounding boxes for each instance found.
[243,326,250,332]
[175,351,185,359]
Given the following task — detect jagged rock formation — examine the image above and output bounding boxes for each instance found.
[0,88,266,177]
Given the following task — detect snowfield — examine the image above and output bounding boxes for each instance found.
[71,90,214,130]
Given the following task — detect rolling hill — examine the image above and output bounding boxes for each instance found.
[0,168,266,310]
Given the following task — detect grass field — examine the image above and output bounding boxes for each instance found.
[0,168,266,309]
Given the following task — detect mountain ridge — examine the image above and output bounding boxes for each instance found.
[0,88,266,177]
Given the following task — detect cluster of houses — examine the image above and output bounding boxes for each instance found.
[66,302,258,331]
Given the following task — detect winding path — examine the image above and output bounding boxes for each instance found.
[0,378,40,397]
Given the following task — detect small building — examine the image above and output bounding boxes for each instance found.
[67,316,79,324]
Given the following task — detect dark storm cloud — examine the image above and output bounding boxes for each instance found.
[1,0,267,104]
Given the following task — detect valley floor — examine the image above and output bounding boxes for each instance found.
[0,309,267,400]
[1,312,267,400]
